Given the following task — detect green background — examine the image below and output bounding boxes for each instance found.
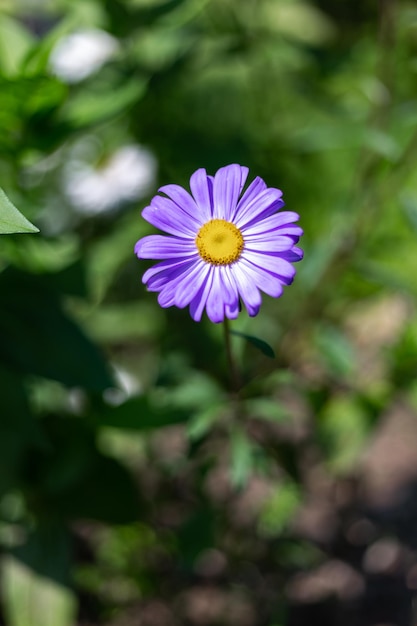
[1,1,416,625]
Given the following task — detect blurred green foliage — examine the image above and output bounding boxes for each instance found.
[1,0,417,625]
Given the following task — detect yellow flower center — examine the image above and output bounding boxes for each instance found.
[195,219,244,265]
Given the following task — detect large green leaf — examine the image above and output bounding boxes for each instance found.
[0,15,35,76]
[2,523,76,626]
[231,330,275,358]
[0,365,43,496]
[2,556,76,626]
[0,188,38,234]
[63,79,146,129]
[24,417,140,524]
[0,267,113,391]
[38,260,88,298]
[47,453,140,523]
[98,394,191,430]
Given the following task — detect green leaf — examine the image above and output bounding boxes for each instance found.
[11,523,72,586]
[176,506,215,567]
[391,319,417,388]
[314,323,356,378]
[401,194,417,234]
[230,429,254,488]
[36,260,88,298]
[63,79,146,129]
[187,404,223,440]
[317,395,371,474]
[2,556,76,626]
[48,454,140,523]
[0,365,43,496]
[245,398,291,423]
[2,522,76,626]
[0,188,39,234]
[0,15,35,76]
[230,330,275,358]
[0,267,113,391]
[258,481,301,537]
[26,417,140,524]
[98,394,190,431]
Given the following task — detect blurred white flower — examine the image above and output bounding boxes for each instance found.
[103,366,142,406]
[64,143,157,214]
[49,29,119,83]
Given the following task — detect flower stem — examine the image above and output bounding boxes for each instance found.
[223,318,241,394]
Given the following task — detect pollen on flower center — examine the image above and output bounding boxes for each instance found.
[195,219,244,265]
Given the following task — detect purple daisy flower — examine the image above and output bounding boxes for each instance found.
[135,164,303,323]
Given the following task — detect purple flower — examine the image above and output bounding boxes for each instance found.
[135,164,303,323]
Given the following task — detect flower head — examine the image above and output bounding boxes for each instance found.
[135,164,303,323]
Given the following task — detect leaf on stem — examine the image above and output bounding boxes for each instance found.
[0,188,39,234]
[230,330,275,358]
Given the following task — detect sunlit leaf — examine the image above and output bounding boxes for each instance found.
[258,480,301,537]
[314,323,356,378]
[187,404,224,440]
[317,395,372,474]
[230,429,254,488]
[0,188,38,234]
[63,80,146,128]
[2,524,76,626]
[245,398,291,423]
[231,330,275,358]
[2,557,76,626]
[0,15,34,76]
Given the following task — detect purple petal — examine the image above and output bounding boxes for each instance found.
[174,261,211,308]
[280,246,304,262]
[243,251,296,282]
[219,266,239,306]
[244,235,295,253]
[142,196,199,236]
[232,176,267,222]
[238,258,284,297]
[189,267,214,322]
[154,261,205,305]
[146,258,197,291]
[142,257,193,285]
[225,301,239,319]
[157,279,178,308]
[158,183,203,225]
[200,266,241,322]
[213,164,249,220]
[235,188,284,229]
[228,263,262,317]
[135,234,197,259]
[135,164,303,322]
[189,168,214,221]
[242,211,301,235]
[274,226,303,238]
[206,268,227,323]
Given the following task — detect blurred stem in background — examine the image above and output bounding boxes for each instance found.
[223,317,241,395]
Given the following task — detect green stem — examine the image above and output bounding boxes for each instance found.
[223,318,241,394]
